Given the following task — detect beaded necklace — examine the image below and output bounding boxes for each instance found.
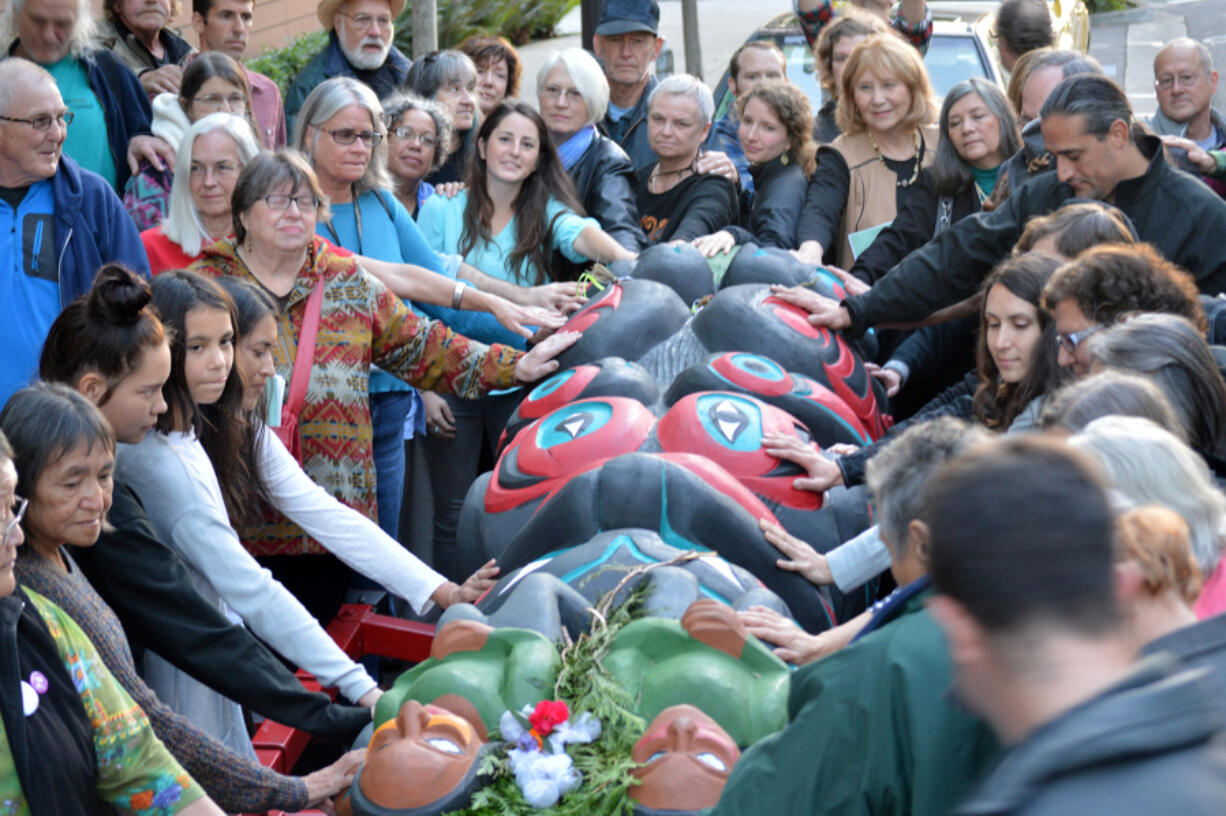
[866,129,922,188]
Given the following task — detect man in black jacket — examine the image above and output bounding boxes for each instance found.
[780,75,1226,338]
[926,437,1226,816]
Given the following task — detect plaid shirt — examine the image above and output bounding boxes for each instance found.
[795,1,933,54]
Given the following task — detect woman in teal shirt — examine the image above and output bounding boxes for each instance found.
[416,101,636,579]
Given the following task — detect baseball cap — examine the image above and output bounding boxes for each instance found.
[595,0,660,37]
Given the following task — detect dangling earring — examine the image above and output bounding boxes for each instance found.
[781,153,790,166]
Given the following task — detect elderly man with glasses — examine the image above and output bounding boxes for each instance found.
[285,0,411,134]
[1149,38,1226,197]
[0,58,148,409]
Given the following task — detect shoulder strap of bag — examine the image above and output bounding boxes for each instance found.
[282,281,324,424]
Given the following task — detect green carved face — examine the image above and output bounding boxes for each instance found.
[603,617,790,746]
[376,626,561,735]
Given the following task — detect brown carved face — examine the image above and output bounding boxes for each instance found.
[629,704,740,811]
[359,700,486,809]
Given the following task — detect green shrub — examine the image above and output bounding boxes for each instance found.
[1085,0,1129,11]
[246,0,579,96]
[247,29,328,96]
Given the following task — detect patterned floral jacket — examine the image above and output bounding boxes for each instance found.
[190,236,523,555]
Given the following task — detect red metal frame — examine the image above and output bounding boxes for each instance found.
[246,604,437,816]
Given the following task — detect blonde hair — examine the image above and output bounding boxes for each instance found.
[1115,506,1203,606]
[835,33,938,136]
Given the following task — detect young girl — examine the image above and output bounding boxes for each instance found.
[415,102,635,576]
[213,275,499,610]
[112,270,381,752]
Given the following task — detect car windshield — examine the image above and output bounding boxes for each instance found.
[757,33,991,111]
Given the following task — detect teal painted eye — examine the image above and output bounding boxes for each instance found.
[535,402,613,449]
[529,368,576,400]
[696,394,762,452]
[729,353,785,382]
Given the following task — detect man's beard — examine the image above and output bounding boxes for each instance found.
[339,24,391,71]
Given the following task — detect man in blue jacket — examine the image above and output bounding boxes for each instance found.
[1,0,174,192]
[0,58,148,407]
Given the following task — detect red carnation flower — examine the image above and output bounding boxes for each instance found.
[528,700,569,736]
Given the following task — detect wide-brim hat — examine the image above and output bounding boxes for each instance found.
[318,0,406,31]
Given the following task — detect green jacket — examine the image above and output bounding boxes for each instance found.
[707,587,998,816]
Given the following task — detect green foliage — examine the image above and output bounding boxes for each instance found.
[246,29,329,97]
[447,586,650,816]
[393,0,581,54]
[246,0,578,97]
[1085,0,1130,12]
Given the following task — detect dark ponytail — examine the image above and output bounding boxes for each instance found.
[40,264,168,401]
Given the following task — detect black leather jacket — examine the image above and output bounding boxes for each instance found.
[556,133,647,279]
[725,156,808,249]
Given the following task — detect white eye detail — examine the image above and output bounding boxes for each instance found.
[647,751,667,764]
[696,752,727,772]
[426,737,463,754]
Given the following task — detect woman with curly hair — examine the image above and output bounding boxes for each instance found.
[692,79,816,255]
[458,34,522,118]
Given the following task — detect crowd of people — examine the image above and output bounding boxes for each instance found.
[1,0,1226,811]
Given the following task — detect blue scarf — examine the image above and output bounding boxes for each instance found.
[557,125,597,170]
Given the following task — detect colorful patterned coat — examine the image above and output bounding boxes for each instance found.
[190,236,523,555]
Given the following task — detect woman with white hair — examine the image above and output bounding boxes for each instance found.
[636,74,740,244]
[1071,415,1226,619]
[537,47,646,260]
[142,112,262,273]
[293,77,561,540]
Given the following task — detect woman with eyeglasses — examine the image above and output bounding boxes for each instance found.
[124,52,259,230]
[536,47,647,271]
[0,412,226,815]
[186,150,577,614]
[141,113,263,274]
[293,77,565,541]
[405,50,481,185]
[383,93,451,218]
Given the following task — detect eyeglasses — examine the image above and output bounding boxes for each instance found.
[540,84,585,104]
[190,161,240,178]
[0,112,73,131]
[389,127,436,147]
[193,93,248,111]
[1156,73,1204,91]
[260,194,320,212]
[1056,323,1104,354]
[2,495,27,548]
[337,11,393,31]
[321,127,383,147]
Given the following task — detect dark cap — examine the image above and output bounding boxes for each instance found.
[596,0,660,36]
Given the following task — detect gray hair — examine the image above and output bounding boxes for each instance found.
[648,74,715,127]
[404,49,478,101]
[382,91,452,173]
[536,47,610,126]
[1040,369,1184,439]
[1,0,97,60]
[864,417,988,557]
[0,57,57,114]
[161,113,262,257]
[1027,48,1103,81]
[1155,37,1214,75]
[0,382,115,501]
[293,77,391,197]
[1071,415,1226,573]
[931,77,1021,197]
[1086,313,1226,457]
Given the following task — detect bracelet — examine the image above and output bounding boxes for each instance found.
[451,280,465,310]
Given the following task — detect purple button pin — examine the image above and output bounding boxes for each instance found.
[28,671,47,695]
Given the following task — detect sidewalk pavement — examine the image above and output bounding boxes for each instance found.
[1090,0,1226,119]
